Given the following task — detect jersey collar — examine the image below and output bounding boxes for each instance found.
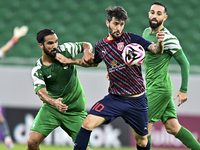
[105,32,124,43]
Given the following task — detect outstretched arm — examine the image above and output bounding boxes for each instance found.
[147,31,165,54]
[0,26,28,58]
[37,88,68,112]
[56,53,99,67]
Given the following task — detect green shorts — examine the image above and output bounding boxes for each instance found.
[146,90,177,124]
[30,105,87,142]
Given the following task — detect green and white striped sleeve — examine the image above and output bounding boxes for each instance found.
[31,59,46,93]
[163,28,182,55]
[164,34,182,54]
[58,42,83,58]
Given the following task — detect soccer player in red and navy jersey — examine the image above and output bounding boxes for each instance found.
[56,6,165,150]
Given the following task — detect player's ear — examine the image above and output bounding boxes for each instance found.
[164,14,168,21]
[106,20,109,27]
[148,11,150,17]
[38,43,43,49]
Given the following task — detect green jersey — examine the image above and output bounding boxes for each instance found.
[31,42,86,113]
[142,27,182,93]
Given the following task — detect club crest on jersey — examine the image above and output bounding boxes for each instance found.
[62,64,69,70]
[117,42,124,51]
[111,60,118,66]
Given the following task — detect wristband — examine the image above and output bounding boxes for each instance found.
[11,36,18,44]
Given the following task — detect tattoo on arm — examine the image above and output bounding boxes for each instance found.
[148,43,163,54]
[71,59,97,67]
[148,44,157,53]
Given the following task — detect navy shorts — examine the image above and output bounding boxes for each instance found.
[89,93,149,136]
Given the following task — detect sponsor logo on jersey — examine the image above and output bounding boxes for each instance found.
[47,75,52,78]
[111,60,118,66]
[117,42,124,51]
[109,64,126,73]
[63,66,68,69]
[63,64,69,70]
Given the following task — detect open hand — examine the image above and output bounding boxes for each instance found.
[13,25,29,39]
[174,91,188,106]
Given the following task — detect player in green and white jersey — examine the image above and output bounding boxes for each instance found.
[142,2,200,149]
[27,29,93,150]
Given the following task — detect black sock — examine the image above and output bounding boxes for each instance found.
[74,127,92,150]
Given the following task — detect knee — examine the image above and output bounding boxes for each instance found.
[135,135,148,148]
[82,117,95,131]
[137,138,148,147]
[27,138,40,150]
[165,125,181,135]
[165,126,176,135]
[164,119,181,136]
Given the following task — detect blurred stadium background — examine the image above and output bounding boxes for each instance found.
[0,0,199,149]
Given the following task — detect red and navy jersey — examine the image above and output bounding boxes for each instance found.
[94,32,152,95]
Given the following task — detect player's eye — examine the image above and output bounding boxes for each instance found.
[114,22,118,25]
[47,41,54,45]
[150,11,154,14]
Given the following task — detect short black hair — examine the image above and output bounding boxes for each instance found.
[106,6,129,22]
[36,29,55,43]
[152,2,167,13]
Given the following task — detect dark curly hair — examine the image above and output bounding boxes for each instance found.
[106,6,129,22]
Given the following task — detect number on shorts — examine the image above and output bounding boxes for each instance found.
[92,102,104,112]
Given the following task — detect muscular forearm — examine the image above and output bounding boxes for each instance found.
[37,88,68,112]
[56,53,98,67]
[148,42,164,54]
[70,58,99,67]
[147,30,165,54]
[37,88,56,106]
[155,41,164,54]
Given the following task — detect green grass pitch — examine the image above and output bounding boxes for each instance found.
[0,143,185,150]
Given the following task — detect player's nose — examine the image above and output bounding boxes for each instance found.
[52,43,57,48]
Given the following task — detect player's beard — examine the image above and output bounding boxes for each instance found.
[149,18,163,29]
[43,45,57,58]
[109,26,122,39]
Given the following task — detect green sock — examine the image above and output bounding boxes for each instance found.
[147,134,152,148]
[175,126,200,150]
